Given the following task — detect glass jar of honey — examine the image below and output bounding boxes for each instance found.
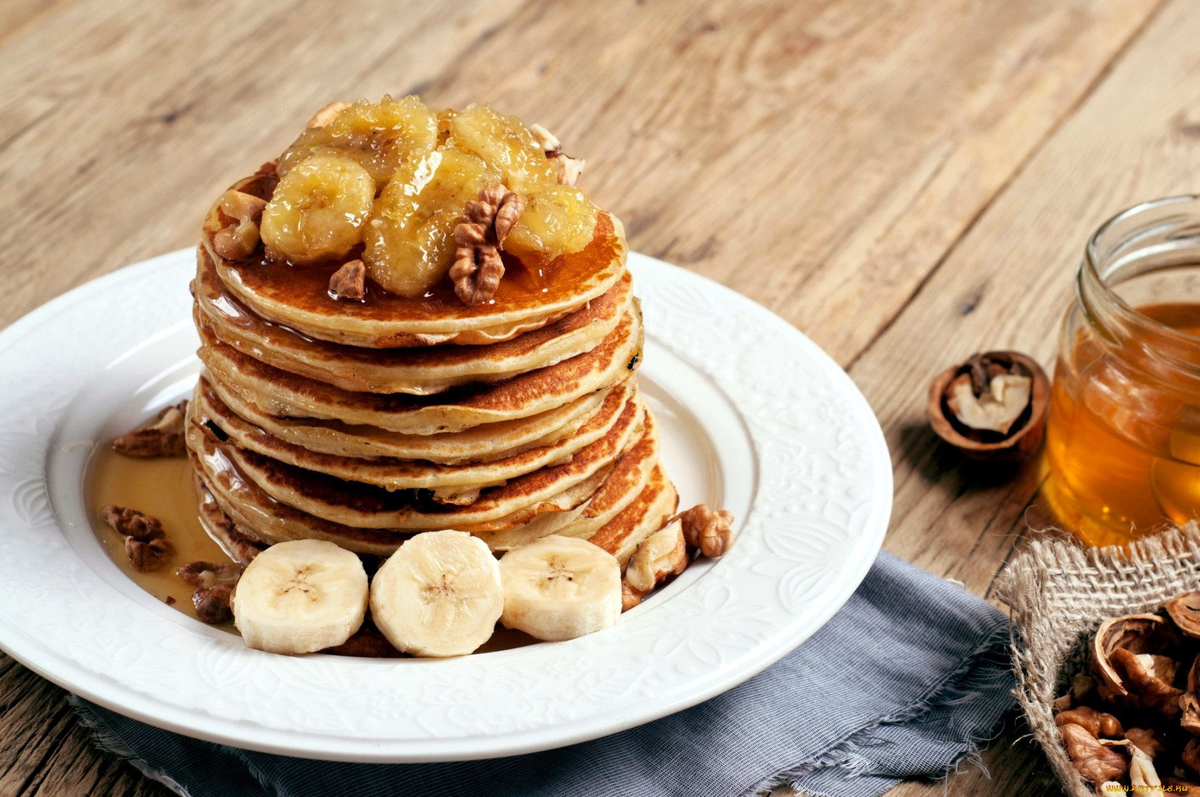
[1043,196,1200,546]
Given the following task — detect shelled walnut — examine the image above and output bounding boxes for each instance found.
[101,505,173,571]
[111,401,188,458]
[177,561,243,624]
[1055,591,1200,793]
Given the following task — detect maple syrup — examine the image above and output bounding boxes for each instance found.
[85,440,536,652]
[86,445,234,625]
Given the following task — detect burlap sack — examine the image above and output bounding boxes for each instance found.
[996,523,1200,796]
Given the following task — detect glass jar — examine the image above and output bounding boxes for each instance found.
[1042,196,1200,547]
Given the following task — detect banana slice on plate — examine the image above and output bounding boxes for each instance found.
[499,535,622,642]
[232,539,369,655]
[370,530,504,657]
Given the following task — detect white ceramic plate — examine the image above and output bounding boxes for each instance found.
[0,250,891,762]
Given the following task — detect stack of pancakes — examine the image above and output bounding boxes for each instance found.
[187,168,677,568]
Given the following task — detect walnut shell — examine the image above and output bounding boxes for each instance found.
[1090,613,1179,700]
[926,350,1049,461]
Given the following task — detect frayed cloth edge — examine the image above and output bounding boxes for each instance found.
[747,618,1012,796]
[66,695,193,797]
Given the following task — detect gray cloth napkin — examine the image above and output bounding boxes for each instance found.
[70,552,1014,797]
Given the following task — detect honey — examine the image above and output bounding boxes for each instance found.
[1042,301,1200,546]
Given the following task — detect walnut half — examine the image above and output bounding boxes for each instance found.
[675,504,735,558]
[101,505,173,572]
[111,401,187,458]
[450,185,523,305]
[177,561,242,625]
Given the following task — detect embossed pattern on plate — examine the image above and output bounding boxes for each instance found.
[0,250,891,762]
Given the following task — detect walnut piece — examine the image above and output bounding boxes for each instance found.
[192,584,234,624]
[1129,743,1163,790]
[1054,705,1123,739]
[945,371,1031,435]
[307,100,349,129]
[1182,655,1200,734]
[625,519,689,594]
[529,122,585,186]
[675,504,735,558]
[1111,648,1184,718]
[101,505,164,542]
[125,536,172,572]
[328,259,367,301]
[1187,739,1200,775]
[111,401,187,458]
[1125,727,1168,759]
[102,505,173,571]
[213,189,267,260]
[177,561,242,625]
[450,185,524,305]
[1061,723,1129,784]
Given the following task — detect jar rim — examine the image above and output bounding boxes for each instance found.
[1082,193,1200,348]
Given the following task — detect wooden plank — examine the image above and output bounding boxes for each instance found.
[412,0,1162,364]
[846,0,1200,792]
[0,0,526,329]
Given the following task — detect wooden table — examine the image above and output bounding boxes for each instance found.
[0,0,1192,793]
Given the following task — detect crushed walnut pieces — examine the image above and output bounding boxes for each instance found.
[449,184,524,305]
[1054,593,1200,792]
[674,504,734,558]
[177,561,242,625]
[212,189,268,260]
[111,400,188,458]
[101,505,173,572]
[328,258,367,301]
[529,122,586,187]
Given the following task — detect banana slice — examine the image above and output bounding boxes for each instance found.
[370,531,503,657]
[499,535,622,642]
[232,539,368,655]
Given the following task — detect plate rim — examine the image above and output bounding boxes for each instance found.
[0,249,892,762]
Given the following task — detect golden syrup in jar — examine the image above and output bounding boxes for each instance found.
[1042,302,1200,546]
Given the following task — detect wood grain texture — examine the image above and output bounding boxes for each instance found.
[0,0,1185,793]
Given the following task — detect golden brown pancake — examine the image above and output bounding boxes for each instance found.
[193,376,634,500]
[197,302,644,435]
[194,246,632,395]
[475,409,661,550]
[202,170,627,348]
[203,372,606,464]
[191,397,644,530]
[589,464,679,567]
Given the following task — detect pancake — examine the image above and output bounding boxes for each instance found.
[202,170,628,348]
[197,302,644,435]
[196,396,645,530]
[189,429,618,555]
[195,476,264,564]
[474,409,661,549]
[205,371,608,464]
[194,246,633,395]
[589,464,679,567]
[193,376,634,500]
